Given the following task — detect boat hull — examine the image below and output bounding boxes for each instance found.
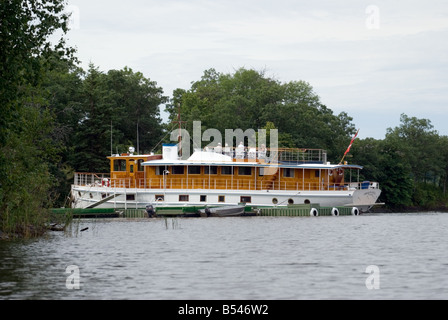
[71,185,381,213]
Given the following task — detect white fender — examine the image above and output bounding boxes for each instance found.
[351,207,360,216]
[331,207,340,216]
[310,208,319,217]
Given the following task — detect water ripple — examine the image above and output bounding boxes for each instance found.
[1,213,448,299]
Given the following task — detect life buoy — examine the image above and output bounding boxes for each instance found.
[102,178,110,187]
[351,207,360,216]
[310,208,319,217]
[331,207,340,216]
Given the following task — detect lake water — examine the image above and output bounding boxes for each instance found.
[1,212,447,300]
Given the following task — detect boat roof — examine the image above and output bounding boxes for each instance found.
[141,151,363,170]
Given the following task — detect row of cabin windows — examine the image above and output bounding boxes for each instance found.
[156,194,251,203]
[101,193,270,204]
[113,159,144,172]
[114,162,321,178]
[156,166,252,176]
[154,166,319,178]
[116,194,294,206]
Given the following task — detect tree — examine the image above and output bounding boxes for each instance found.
[351,137,414,209]
[40,51,84,207]
[166,67,356,160]
[66,65,167,173]
[104,67,167,155]
[352,113,448,210]
[0,0,72,236]
[0,0,71,143]
[439,136,448,195]
[386,114,443,183]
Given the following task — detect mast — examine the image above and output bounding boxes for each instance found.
[175,103,186,158]
[178,103,181,156]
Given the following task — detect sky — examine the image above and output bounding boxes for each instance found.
[62,0,448,140]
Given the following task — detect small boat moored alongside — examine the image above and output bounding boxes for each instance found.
[198,205,246,217]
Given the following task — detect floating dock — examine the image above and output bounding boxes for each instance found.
[257,204,357,216]
[50,208,119,218]
[51,203,359,219]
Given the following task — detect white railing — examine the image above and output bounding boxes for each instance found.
[74,173,379,192]
[74,173,110,187]
[201,146,327,164]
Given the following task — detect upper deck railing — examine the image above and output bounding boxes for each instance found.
[200,146,327,164]
[73,173,380,192]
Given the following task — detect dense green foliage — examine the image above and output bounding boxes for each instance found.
[0,0,166,237]
[43,60,166,205]
[0,0,71,236]
[1,1,447,238]
[350,115,448,211]
[166,68,356,161]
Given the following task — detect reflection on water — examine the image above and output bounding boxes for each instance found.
[1,212,448,300]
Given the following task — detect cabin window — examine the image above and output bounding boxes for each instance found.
[218,195,225,202]
[238,167,252,176]
[155,195,164,201]
[221,167,232,175]
[126,194,135,201]
[200,195,207,202]
[129,161,134,173]
[179,195,189,202]
[172,166,185,174]
[240,196,251,203]
[113,159,127,172]
[155,166,167,175]
[283,168,294,178]
[188,166,201,174]
[288,198,294,205]
[272,198,278,204]
[137,159,144,172]
[315,170,320,178]
[204,166,218,175]
[304,199,310,204]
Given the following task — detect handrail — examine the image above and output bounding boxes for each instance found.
[201,146,327,163]
[73,172,379,192]
[73,172,110,186]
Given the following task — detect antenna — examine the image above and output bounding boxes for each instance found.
[110,121,113,156]
[137,120,140,155]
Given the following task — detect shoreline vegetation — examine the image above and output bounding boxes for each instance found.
[2,1,448,239]
[371,206,448,214]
